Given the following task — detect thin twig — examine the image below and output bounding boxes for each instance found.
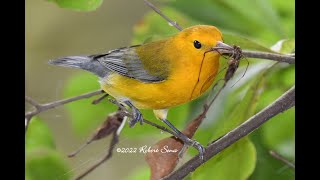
[164,86,295,179]
[92,93,109,104]
[25,96,41,109]
[112,112,177,137]
[242,50,294,64]
[269,150,295,170]
[143,119,176,135]
[217,49,295,64]
[25,90,105,133]
[143,0,183,31]
[75,132,119,180]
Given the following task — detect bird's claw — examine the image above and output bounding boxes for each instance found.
[108,99,143,128]
[122,100,143,127]
[128,108,143,128]
[178,139,205,160]
[192,141,205,160]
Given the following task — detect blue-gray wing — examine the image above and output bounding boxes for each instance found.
[93,45,166,83]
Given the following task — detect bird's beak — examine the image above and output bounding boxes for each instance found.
[215,41,232,49]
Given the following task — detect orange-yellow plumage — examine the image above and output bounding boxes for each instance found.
[100,25,222,110]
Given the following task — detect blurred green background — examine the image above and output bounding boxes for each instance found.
[26,0,295,180]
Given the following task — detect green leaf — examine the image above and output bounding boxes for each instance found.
[249,130,295,180]
[210,74,265,140]
[261,108,295,159]
[270,39,295,53]
[256,68,294,112]
[26,118,71,179]
[269,0,295,39]
[64,72,117,135]
[168,0,262,34]
[26,117,55,151]
[192,138,256,180]
[26,148,71,180]
[25,174,32,180]
[49,0,103,11]
[217,0,285,37]
[282,66,295,87]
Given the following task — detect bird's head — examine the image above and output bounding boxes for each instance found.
[172,25,230,58]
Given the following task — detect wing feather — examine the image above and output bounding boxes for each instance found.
[94,45,167,82]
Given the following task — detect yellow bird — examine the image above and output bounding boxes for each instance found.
[50,25,230,158]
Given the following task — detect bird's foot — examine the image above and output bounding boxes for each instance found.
[162,119,205,160]
[177,136,205,160]
[125,101,143,128]
[109,99,143,128]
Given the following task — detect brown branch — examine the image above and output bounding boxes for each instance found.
[164,86,295,179]
[269,150,295,170]
[25,90,105,133]
[25,96,41,109]
[242,50,295,64]
[214,46,295,64]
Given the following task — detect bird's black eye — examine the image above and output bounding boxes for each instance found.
[194,40,202,49]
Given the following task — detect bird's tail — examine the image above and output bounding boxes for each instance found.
[49,55,109,77]
[48,56,92,69]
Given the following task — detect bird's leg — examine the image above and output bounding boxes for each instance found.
[108,99,143,127]
[108,99,128,113]
[123,100,144,127]
[161,118,205,160]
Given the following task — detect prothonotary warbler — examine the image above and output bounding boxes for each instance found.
[49,25,231,159]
